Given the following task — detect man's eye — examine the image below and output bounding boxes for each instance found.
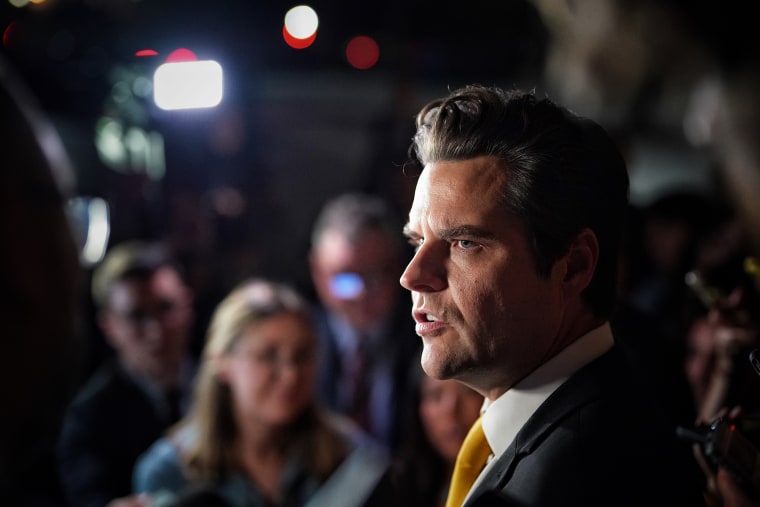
[457,239,475,249]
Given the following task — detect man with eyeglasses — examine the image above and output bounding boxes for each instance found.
[58,240,197,507]
[308,192,421,452]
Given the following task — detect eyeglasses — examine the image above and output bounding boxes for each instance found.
[111,300,182,326]
[243,347,316,371]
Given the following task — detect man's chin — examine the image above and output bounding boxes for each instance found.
[420,345,453,380]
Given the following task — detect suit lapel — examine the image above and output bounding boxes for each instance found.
[465,348,621,505]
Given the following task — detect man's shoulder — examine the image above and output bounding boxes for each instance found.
[513,347,699,473]
[70,361,138,404]
[64,360,154,428]
[517,347,681,452]
[551,347,670,422]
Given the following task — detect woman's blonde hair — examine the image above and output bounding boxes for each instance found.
[175,278,351,482]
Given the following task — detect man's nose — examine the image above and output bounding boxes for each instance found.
[399,244,446,292]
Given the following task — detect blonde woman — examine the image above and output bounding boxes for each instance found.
[132,279,391,507]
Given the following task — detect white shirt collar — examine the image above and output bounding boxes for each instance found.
[481,322,614,457]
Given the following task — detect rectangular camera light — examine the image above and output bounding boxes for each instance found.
[153,60,223,111]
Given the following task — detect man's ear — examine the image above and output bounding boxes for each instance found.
[561,228,598,296]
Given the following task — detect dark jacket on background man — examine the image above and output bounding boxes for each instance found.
[57,359,191,507]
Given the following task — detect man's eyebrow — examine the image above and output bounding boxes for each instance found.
[403,223,496,241]
[402,223,418,239]
[439,225,495,241]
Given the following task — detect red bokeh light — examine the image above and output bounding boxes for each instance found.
[2,21,22,49]
[283,25,316,50]
[135,49,159,57]
[165,48,198,62]
[345,36,379,70]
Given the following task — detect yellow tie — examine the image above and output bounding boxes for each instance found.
[445,416,492,507]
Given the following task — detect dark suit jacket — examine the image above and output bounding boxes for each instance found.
[57,359,177,507]
[313,297,421,452]
[467,347,707,507]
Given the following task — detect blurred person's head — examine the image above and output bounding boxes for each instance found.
[309,192,407,333]
[391,356,483,505]
[418,373,483,466]
[207,279,317,427]
[92,240,194,387]
[181,279,347,481]
[1,53,83,498]
[640,191,712,277]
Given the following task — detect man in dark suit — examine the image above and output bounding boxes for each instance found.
[399,85,706,506]
[57,240,197,507]
[308,192,420,452]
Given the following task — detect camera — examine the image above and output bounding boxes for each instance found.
[677,418,760,492]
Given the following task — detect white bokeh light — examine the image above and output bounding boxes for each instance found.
[284,5,318,39]
[153,60,223,111]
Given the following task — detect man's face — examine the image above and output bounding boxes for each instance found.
[310,228,401,333]
[400,156,566,398]
[100,267,193,385]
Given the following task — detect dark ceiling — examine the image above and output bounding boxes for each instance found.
[2,0,757,121]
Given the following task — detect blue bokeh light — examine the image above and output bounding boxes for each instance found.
[329,272,364,299]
